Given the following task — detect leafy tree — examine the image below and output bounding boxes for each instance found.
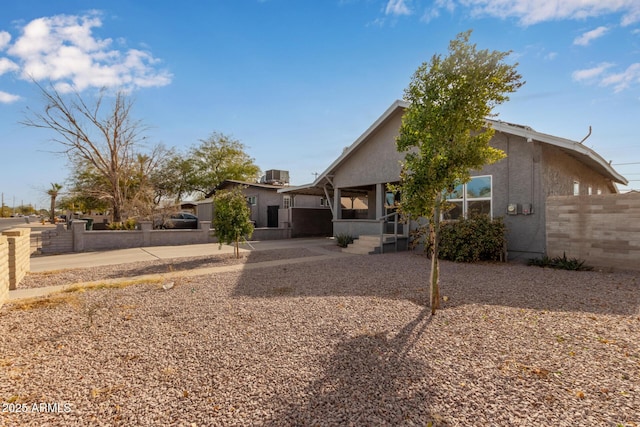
[46,183,63,223]
[150,149,198,204]
[190,132,260,198]
[396,30,523,315]
[22,82,150,222]
[213,187,254,258]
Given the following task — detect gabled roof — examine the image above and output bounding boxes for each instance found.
[280,99,627,195]
[488,120,627,186]
[207,179,288,198]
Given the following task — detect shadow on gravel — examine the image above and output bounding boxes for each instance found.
[101,256,233,279]
[232,251,639,316]
[265,308,440,426]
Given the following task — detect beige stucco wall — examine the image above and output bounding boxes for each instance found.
[333,108,405,188]
[546,193,640,271]
[542,145,615,197]
[0,235,8,309]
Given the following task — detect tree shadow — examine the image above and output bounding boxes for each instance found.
[265,308,440,426]
[101,256,235,279]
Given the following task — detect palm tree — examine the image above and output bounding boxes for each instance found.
[47,183,63,223]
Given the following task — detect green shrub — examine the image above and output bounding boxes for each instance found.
[438,215,506,262]
[335,233,354,248]
[528,252,593,271]
[107,218,137,230]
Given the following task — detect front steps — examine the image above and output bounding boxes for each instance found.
[342,234,408,254]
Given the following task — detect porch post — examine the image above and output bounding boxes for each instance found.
[333,188,342,220]
[375,183,384,219]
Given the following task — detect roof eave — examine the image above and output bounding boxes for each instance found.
[489,120,628,186]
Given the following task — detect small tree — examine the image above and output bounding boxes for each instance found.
[213,187,254,258]
[46,183,63,223]
[396,30,523,315]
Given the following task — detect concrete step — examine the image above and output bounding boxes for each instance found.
[341,234,409,255]
[342,246,374,255]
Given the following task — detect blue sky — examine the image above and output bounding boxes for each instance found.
[1,0,640,209]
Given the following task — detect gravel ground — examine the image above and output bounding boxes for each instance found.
[1,251,639,426]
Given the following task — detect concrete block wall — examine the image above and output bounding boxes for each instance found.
[0,235,9,309]
[41,221,213,253]
[2,228,31,290]
[546,193,640,271]
[41,224,73,254]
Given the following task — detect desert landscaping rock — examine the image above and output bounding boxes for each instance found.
[1,251,638,426]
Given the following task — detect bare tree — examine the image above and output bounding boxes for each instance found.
[22,82,148,222]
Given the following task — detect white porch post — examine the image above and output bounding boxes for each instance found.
[333,188,342,220]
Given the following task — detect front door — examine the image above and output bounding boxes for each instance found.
[267,205,279,228]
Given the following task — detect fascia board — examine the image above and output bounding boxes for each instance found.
[306,99,409,188]
[489,120,628,185]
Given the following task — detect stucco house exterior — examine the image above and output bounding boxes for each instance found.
[280,100,628,260]
[212,179,326,228]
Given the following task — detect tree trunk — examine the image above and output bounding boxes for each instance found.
[50,196,56,223]
[430,195,442,315]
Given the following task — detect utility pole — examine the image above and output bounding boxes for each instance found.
[1,192,4,217]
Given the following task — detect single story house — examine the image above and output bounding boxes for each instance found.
[211,178,326,228]
[280,100,628,260]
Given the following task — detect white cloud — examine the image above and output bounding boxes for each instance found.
[572,63,614,81]
[574,26,609,46]
[601,63,640,92]
[447,0,640,26]
[0,90,20,103]
[2,12,171,93]
[0,57,18,75]
[385,0,411,16]
[573,62,640,92]
[0,31,10,50]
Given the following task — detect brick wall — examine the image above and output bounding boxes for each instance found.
[0,235,8,310]
[546,192,640,271]
[2,228,31,289]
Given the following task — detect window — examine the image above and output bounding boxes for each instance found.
[443,175,493,220]
[320,197,330,207]
[588,186,592,196]
[283,195,291,209]
[247,196,257,206]
[573,181,580,196]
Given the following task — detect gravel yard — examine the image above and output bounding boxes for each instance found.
[1,251,639,426]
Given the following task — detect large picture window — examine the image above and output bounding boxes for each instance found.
[443,175,492,220]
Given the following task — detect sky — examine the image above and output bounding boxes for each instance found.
[1,0,640,209]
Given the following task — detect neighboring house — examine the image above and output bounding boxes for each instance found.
[280,100,628,259]
[214,179,325,228]
[196,171,328,229]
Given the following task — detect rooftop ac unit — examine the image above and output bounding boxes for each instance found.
[264,169,289,185]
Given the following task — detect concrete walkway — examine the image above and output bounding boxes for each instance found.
[10,238,345,302]
[30,237,336,272]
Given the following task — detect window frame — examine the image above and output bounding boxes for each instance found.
[283,195,292,209]
[443,175,493,220]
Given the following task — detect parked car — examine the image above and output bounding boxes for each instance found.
[158,212,199,229]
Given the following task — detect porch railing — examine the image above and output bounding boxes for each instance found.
[378,211,400,254]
